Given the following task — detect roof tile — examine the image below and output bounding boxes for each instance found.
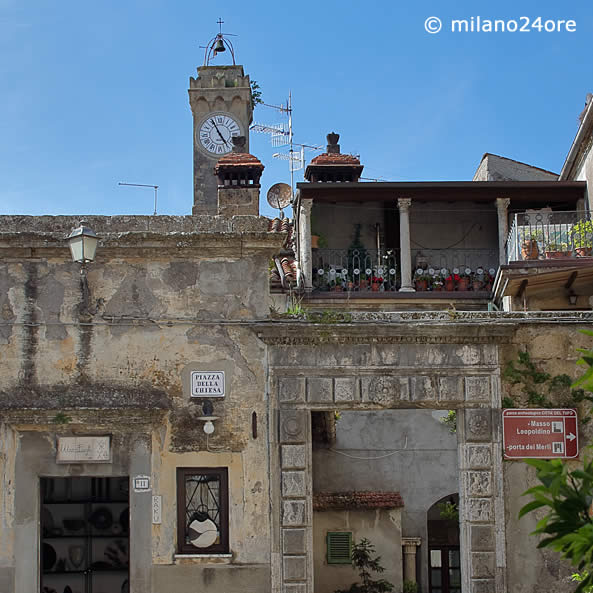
[313,491,404,511]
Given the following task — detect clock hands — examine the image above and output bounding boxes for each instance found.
[210,119,230,147]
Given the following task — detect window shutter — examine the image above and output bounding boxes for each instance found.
[327,531,352,564]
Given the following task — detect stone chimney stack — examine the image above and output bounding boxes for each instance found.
[214,136,264,217]
[304,132,363,182]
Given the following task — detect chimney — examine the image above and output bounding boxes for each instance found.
[214,136,264,216]
[304,133,363,182]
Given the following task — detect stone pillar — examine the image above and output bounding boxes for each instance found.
[496,198,511,265]
[402,537,421,584]
[398,198,415,292]
[299,199,313,292]
[278,408,313,593]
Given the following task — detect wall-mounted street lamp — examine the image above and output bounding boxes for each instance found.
[67,222,99,265]
[66,222,100,319]
[198,399,219,435]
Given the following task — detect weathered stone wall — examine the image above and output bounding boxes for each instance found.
[500,325,593,593]
[0,216,284,593]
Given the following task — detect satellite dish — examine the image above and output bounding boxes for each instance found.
[189,518,218,548]
[267,183,292,211]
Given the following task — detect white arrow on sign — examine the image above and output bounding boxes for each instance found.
[567,433,576,441]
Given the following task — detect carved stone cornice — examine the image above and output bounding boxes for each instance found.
[0,408,168,429]
[254,320,515,346]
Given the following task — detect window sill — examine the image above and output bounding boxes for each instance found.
[174,553,233,565]
[174,554,232,558]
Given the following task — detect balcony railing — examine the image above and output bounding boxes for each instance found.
[506,210,593,263]
[411,248,499,276]
[312,248,399,292]
[311,247,498,292]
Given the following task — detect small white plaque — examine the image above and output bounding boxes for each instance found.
[152,495,162,524]
[56,436,111,463]
[133,475,151,492]
[191,371,225,398]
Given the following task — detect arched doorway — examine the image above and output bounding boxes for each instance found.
[427,494,460,593]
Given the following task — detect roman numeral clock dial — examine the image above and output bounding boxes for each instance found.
[197,113,242,155]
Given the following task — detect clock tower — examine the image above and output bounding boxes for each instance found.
[189,64,253,215]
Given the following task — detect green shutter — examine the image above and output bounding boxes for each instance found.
[327,531,352,564]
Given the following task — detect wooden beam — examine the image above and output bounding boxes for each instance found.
[564,271,578,290]
[516,279,528,299]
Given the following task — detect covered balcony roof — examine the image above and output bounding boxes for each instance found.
[297,180,586,206]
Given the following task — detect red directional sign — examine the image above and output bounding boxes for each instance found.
[503,408,578,459]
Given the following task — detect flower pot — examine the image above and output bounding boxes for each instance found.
[472,281,482,291]
[346,281,354,291]
[433,285,443,292]
[521,240,539,260]
[575,247,592,257]
[311,235,319,249]
[415,279,428,291]
[444,279,455,291]
[371,282,380,292]
[457,277,469,291]
[545,250,572,259]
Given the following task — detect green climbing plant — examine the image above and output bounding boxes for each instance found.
[503,350,592,414]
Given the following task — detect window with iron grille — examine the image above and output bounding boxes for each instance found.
[327,531,352,564]
[177,467,229,554]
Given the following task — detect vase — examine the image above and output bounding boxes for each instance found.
[68,544,85,569]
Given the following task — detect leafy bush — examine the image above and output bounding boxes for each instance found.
[334,538,394,593]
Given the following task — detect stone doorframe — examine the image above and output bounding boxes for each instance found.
[256,322,514,593]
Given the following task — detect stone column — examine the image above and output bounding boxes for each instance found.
[279,407,312,593]
[299,199,313,292]
[402,537,421,584]
[398,198,415,292]
[496,198,511,265]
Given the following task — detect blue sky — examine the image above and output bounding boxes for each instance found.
[1,0,592,218]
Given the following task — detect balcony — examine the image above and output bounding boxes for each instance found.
[506,210,593,263]
[494,210,593,309]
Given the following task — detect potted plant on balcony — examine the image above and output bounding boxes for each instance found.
[521,231,542,260]
[370,274,384,292]
[545,241,572,259]
[414,269,431,291]
[472,269,484,291]
[456,268,471,291]
[432,273,444,291]
[571,219,593,257]
[444,271,456,292]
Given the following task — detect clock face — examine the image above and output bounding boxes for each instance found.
[198,113,242,156]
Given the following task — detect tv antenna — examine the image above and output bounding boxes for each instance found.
[118,182,159,215]
[250,92,322,201]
